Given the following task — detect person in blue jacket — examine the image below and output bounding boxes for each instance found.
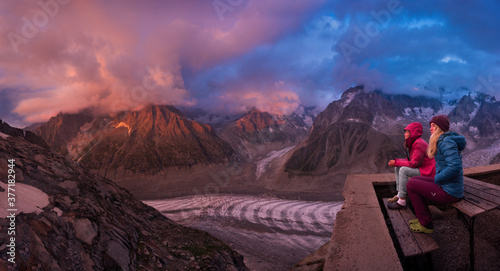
[407,115,466,233]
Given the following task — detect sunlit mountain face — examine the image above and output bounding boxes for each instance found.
[1,1,499,129]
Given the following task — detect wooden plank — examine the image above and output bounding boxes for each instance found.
[464,182,500,200]
[464,177,500,197]
[398,205,439,254]
[383,199,439,256]
[383,199,422,257]
[464,186,500,207]
[464,184,500,204]
[451,199,486,217]
[463,192,498,211]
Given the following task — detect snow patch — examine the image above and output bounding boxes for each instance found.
[254,145,296,180]
[469,126,479,133]
[403,107,436,120]
[341,92,357,108]
[436,103,455,116]
[114,122,132,135]
[304,116,313,127]
[0,132,10,139]
[0,182,49,218]
[54,207,63,217]
[403,108,412,116]
[469,102,481,120]
[463,139,500,167]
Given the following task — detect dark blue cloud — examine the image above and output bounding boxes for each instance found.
[0,89,27,128]
[326,0,500,99]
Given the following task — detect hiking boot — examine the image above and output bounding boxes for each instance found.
[387,201,407,210]
[387,195,399,203]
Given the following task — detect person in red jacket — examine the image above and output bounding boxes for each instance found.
[387,122,436,209]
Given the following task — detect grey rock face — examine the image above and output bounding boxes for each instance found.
[0,126,248,271]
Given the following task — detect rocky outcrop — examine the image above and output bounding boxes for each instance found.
[1,119,48,149]
[0,125,248,270]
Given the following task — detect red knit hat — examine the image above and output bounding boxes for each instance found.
[429,115,450,132]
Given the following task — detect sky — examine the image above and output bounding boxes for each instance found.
[1,0,499,127]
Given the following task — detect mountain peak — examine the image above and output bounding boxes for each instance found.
[235,109,284,133]
[340,85,364,100]
[34,105,234,176]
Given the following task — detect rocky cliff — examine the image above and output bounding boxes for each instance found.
[32,110,94,155]
[0,121,248,270]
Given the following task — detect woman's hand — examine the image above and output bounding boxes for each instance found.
[388,160,395,167]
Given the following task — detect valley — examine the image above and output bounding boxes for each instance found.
[144,195,342,270]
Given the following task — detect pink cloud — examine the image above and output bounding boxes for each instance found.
[0,0,324,123]
[216,81,300,115]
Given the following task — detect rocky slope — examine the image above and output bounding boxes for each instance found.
[0,119,248,270]
[285,122,400,175]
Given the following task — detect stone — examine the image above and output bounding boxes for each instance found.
[72,218,98,245]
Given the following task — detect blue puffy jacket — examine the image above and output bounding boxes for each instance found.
[434,131,467,198]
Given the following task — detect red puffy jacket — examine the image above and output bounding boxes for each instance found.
[394,122,436,177]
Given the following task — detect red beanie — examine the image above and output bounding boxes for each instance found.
[429,115,450,132]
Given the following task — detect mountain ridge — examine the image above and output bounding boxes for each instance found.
[33,105,235,177]
[22,86,500,198]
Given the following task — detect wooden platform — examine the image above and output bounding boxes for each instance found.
[383,198,439,257]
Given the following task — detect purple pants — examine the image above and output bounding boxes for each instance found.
[407,176,461,226]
